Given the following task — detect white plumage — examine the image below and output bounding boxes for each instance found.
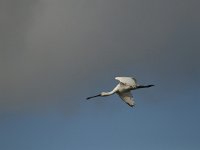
[87,77,154,107]
[115,77,137,88]
[117,91,135,107]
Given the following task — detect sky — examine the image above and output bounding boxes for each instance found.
[0,0,200,149]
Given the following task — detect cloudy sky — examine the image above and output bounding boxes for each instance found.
[0,0,200,149]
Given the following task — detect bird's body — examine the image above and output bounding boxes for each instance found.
[87,77,154,107]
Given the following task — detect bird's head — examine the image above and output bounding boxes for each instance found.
[101,92,108,96]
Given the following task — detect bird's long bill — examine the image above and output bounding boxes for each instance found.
[86,94,101,100]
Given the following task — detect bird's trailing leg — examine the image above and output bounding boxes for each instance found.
[136,85,154,89]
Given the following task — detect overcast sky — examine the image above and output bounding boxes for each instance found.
[0,0,200,149]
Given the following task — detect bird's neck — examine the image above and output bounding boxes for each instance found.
[103,90,115,96]
[102,84,119,96]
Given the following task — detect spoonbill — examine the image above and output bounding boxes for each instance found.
[86,77,154,107]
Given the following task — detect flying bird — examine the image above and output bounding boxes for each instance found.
[86,77,154,107]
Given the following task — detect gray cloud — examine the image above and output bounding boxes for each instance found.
[1,0,200,114]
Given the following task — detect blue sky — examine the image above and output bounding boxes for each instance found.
[1,0,200,149]
[1,85,200,150]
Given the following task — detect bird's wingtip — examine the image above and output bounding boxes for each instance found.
[127,103,135,108]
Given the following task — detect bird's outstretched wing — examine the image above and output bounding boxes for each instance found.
[117,91,135,107]
[115,77,137,88]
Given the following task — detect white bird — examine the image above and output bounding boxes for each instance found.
[86,77,154,107]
